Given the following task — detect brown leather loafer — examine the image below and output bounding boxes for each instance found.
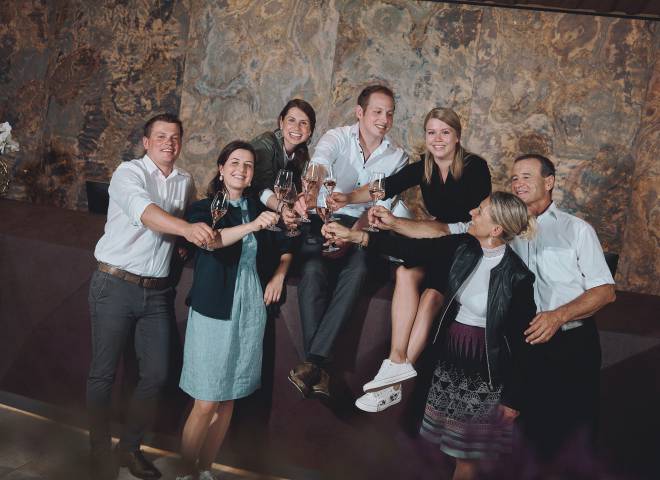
[312,368,330,399]
[117,448,161,479]
[288,362,321,398]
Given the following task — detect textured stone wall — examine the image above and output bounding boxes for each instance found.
[617,27,660,295]
[1,1,657,293]
[0,0,189,208]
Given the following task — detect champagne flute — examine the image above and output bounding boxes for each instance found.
[364,172,385,232]
[283,184,301,238]
[300,161,320,223]
[267,169,292,232]
[322,163,340,222]
[317,193,339,253]
[202,189,228,251]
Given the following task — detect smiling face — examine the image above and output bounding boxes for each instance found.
[219,148,255,198]
[279,106,312,153]
[356,92,394,142]
[467,197,502,243]
[510,158,554,214]
[425,118,459,163]
[142,121,182,175]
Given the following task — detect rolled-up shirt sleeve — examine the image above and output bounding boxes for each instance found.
[311,129,345,167]
[576,222,615,289]
[108,164,154,226]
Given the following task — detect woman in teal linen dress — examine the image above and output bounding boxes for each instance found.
[177,141,292,480]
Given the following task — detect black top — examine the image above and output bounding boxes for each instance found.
[184,196,290,319]
[383,154,491,223]
[250,130,309,197]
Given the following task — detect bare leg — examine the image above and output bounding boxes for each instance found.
[453,459,478,480]
[406,288,444,364]
[389,265,425,364]
[198,400,234,471]
[180,399,219,473]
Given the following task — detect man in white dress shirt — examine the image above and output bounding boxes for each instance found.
[87,114,214,480]
[508,154,615,461]
[288,85,408,399]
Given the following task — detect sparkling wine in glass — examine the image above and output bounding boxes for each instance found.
[322,164,340,221]
[300,161,320,223]
[317,194,339,253]
[284,184,301,238]
[210,189,229,229]
[364,172,385,232]
[267,169,292,232]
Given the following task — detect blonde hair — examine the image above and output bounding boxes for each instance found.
[422,107,470,184]
[489,191,537,242]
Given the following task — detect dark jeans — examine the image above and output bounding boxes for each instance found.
[520,318,601,461]
[86,270,174,453]
[297,215,369,361]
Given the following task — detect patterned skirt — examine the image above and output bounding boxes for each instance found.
[420,322,512,459]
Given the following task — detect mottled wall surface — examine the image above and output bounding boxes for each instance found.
[617,28,660,295]
[179,0,340,188]
[0,0,189,208]
[1,1,657,293]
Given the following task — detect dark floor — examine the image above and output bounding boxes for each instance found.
[1,290,659,479]
[0,401,289,480]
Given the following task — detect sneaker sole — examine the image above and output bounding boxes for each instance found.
[363,370,417,392]
[355,394,402,413]
[287,371,310,399]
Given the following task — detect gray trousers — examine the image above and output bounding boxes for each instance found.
[297,215,369,361]
[86,270,174,453]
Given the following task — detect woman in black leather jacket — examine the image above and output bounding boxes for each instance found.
[324,191,536,480]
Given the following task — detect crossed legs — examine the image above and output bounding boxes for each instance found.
[389,265,444,365]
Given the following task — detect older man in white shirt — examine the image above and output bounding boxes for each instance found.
[368,152,615,460]
[288,85,408,399]
[87,114,214,480]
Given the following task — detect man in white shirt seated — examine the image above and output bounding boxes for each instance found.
[288,85,408,399]
[369,153,615,461]
[87,114,214,480]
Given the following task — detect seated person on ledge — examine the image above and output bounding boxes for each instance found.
[287,84,407,399]
[330,106,491,411]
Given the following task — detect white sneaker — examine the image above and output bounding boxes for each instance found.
[362,359,417,391]
[355,386,402,412]
[199,471,217,480]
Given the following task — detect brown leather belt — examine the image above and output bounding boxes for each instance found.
[97,262,170,290]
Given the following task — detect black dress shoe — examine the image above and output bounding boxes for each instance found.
[117,448,162,479]
[288,362,321,398]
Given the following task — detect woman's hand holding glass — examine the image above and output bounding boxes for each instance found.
[201,189,229,251]
[322,221,362,244]
[268,169,293,232]
[250,211,280,232]
[283,184,301,237]
[300,161,321,223]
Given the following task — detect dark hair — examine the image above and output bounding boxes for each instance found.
[143,113,183,138]
[279,99,316,137]
[207,140,256,198]
[357,84,395,110]
[514,153,556,178]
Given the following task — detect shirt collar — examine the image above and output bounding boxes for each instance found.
[143,154,180,179]
[538,201,559,221]
[349,122,391,151]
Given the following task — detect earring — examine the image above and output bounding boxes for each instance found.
[219,173,223,181]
